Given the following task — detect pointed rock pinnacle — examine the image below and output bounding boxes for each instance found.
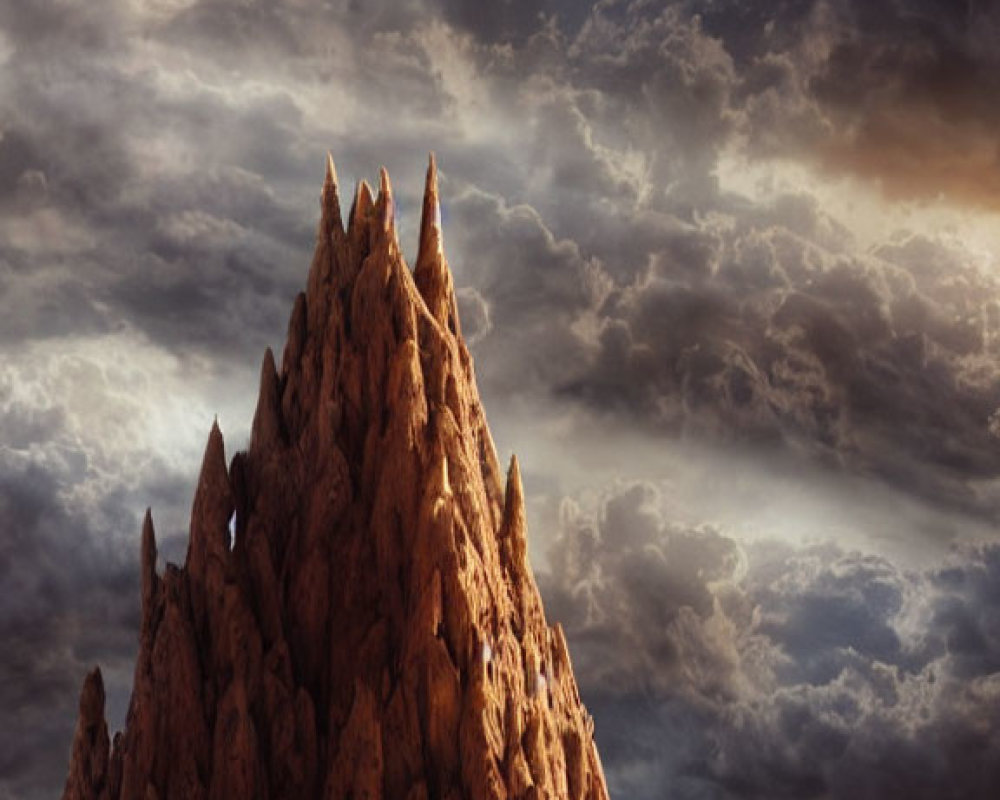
[324,151,338,190]
[501,454,529,573]
[418,152,443,261]
[355,179,375,219]
[140,508,158,628]
[61,668,109,800]
[320,152,343,237]
[62,155,610,800]
[185,420,234,642]
[251,346,283,450]
[348,178,375,250]
[415,153,459,332]
[190,420,231,533]
[374,165,397,246]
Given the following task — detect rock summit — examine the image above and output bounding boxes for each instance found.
[62,156,609,800]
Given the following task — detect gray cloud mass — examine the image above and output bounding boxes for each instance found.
[3,0,1000,797]
[542,481,1000,798]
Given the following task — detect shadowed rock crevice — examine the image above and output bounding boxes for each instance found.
[62,155,609,800]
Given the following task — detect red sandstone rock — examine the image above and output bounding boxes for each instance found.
[63,668,110,800]
[63,155,610,800]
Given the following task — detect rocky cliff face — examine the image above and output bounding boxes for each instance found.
[62,156,609,800]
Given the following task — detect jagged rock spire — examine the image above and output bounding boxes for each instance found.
[251,347,283,450]
[418,152,444,261]
[374,166,397,247]
[348,178,375,247]
[62,156,609,800]
[500,454,529,572]
[184,420,234,646]
[139,509,158,634]
[415,153,461,334]
[62,668,109,800]
[320,152,343,238]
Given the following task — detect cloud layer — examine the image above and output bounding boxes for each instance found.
[3,0,1000,797]
[541,481,1000,799]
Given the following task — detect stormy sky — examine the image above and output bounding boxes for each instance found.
[3,1,1000,797]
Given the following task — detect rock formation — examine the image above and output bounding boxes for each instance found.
[62,155,610,800]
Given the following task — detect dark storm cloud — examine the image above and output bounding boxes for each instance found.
[0,0,489,362]
[456,155,1000,512]
[0,367,198,797]
[0,67,304,358]
[434,0,595,44]
[3,0,1000,797]
[454,286,491,342]
[677,0,1000,208]
[540,481,1000,799]
[0,455,139,799]
[444,181,609,397]
[399,0,1000,514]
[560,222,1000,513]
[805,0,1000,208]
[0,0,464,362]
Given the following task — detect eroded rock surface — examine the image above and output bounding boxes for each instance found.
[63,155,609,800]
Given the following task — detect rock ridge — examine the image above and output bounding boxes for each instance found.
[62,155,610,800]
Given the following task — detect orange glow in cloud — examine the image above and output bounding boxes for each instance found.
[818,105,1000,213]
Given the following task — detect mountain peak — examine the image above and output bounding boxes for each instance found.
[415,153,459,335]
[321,152,342,235]
[63,157,610,800]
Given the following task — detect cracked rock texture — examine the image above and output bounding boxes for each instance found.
[62,155,609,800]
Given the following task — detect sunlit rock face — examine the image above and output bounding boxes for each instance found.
[61,156,609,800]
